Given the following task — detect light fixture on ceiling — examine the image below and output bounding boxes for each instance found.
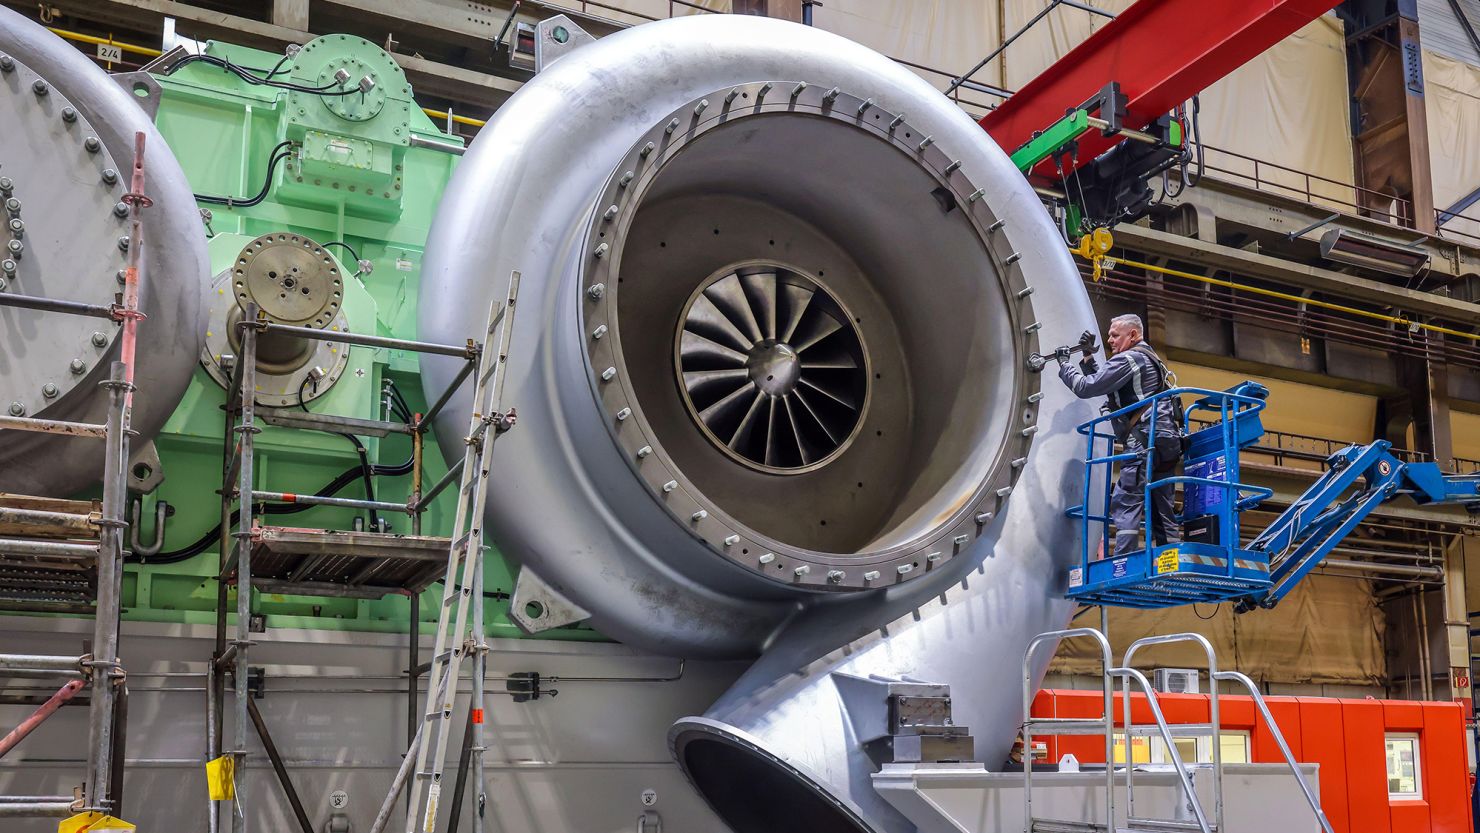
[1319,228,1430,277]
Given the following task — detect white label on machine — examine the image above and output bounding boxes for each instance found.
[329,790,349,810]
[96,43,123,63]
[1068,567,1083,588]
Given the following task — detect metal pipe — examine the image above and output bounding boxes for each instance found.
[369,722,424,833]
[207,662,220,833]
[0,802,74,817]
[0,414,107,437]
[254,321,474,358]
[0,654,85,673]
[0,538,98,559]
[256,407,414,437]
[423,360,475,430]
[86,360,130,814]
[246,698,315,833]
[234,306,259,833]
[0,506,97,535]
[0,796,72,803]
[409,134,466,156]
[417,459,466,511]
[251,491,409,514]
[0,679,86,760]
[109,684,128,819]
[250,578,403,600]
[447,706,477,833]
[1321,559,1444,578]
[0,290,116,318]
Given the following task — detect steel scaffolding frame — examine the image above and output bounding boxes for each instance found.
[0,132,151,820]
[210,294,485,833]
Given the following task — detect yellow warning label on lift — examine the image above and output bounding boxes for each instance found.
[58,813,135,833]
[206,754,236,801]
[1156,548,1180,575]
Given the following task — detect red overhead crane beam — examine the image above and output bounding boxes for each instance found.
[980,0,1339,178]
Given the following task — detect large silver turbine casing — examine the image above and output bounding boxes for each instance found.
[419,14,1098,833]
[0,8,207,496]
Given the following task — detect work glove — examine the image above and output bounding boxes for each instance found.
[1076,329,1099,356]
[1080,355,1099,374]
[1053,346,1073,365]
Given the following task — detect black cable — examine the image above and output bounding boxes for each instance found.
[1183,94,1204,189]
[323,241,362,264]
[194,141,294,207]
[171,53,363,96]
[299,376,381,532]
[1193,601,1221,620]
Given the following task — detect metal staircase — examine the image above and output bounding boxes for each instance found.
[1021,629,1333,833]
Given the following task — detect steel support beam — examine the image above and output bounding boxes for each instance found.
[980,0,1337,178]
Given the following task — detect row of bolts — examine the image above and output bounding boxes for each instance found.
[2,71,129,416]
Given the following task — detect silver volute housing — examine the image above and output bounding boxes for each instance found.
[0,7,208,496]
[420,15,1099,833]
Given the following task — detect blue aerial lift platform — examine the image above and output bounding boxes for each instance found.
[1066,382,1480,611]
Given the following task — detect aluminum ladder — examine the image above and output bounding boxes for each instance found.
[389,275,521,833]
[1021,629,1334,833]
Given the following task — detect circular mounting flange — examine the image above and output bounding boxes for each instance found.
[579,81,1044,592]
[0,52,128,419]
[676,261,867,474]
[232,232,343,328]
[206,233,351,406]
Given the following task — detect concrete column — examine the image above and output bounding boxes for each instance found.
[271,0,309,32]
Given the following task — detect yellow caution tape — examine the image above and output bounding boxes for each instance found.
[58,813,136,833]
[206,754,236,801]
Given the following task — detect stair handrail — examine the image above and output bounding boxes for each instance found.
[1021,628,1116,833]
[1212,670,1335,833]
[1109,666,1213,833]
[1122,633,1223,833]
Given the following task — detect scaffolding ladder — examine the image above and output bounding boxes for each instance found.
[0,132,152,821]
[349,274,520,833]
[212,281,495,833]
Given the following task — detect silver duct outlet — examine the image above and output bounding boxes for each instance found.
[0,8,208,496]
[419,15,1098,833]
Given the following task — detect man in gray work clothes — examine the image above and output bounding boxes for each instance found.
[1056,314,1182,557]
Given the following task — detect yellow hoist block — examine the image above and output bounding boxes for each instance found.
[206,754,236,801]
[58,812,135,833]
[1069,227,1116,281]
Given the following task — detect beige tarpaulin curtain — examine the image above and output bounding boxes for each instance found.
[1051,575,1387,686]
[811,2,1356,198]
[1424,50,1480,242]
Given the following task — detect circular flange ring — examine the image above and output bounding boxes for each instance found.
[578,81,1044,593]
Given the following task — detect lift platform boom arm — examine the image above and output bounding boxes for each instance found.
[1245,441,1480,608]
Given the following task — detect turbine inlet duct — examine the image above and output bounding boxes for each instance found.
[419,14,1099,833]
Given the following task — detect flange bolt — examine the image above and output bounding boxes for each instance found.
[61,106,77,123]
[2,259,16,276]
[8,402,24,416]
[0,56,13,72]
[7,240,23,256]
[41,383,58,399]
[113,202,128,218]
[70,359,86,375]
[5,198,20,215]
[101,169,118,185]
[0,177,12,194]
[31,79,47,96]
[91,332,108,348]
[84,137,101,154]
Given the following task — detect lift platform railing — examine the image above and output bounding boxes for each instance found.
[1067,385,1273,579]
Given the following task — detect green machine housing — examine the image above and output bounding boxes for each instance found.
[87,35,598,641]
